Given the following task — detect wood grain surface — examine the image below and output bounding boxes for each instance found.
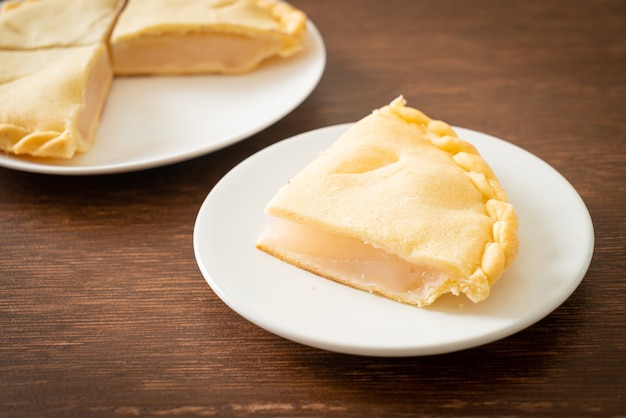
[1,0,625,417]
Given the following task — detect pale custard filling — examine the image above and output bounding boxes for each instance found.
[112,32,283,75]
[258,218,456,302]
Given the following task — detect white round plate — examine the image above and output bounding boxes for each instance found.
[193,124,594,357]
[0,23,325,175]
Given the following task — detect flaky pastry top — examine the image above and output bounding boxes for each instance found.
[111,0,307,57]
[0,45,111,158]
[0,0,125,49]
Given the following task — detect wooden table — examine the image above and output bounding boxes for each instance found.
[2,1,625,416]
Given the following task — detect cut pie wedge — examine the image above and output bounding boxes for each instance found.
[110,0,307,75]
[257,97,519,307]
[0,44,113,158]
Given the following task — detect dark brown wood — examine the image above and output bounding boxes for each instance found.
[1,0,625,416]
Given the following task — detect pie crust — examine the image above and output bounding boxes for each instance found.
[0,45,113,158]
[110,0,307,75]
[257,97,519,307]
[0,0,126,49]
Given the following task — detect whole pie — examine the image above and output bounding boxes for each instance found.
[257,97,519,307]
[0,0,308,159]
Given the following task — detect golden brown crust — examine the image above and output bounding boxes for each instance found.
[110,0,307,75]
[383,97,519,293]
[257,0,307,56]
[0,45,113,158]
[0,0,126,49]
[111,0,305,41]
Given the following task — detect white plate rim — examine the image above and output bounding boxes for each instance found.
[193,123,595,356]
[0,22,326,176]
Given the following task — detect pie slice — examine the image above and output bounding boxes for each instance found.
[257,97,519,307]
[109,0,307,75]
[0,44,113,158]
[0,0,126,49]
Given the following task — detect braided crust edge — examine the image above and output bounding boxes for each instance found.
[383,96,519,302]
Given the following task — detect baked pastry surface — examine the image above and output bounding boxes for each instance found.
[110,0,307,75]
[0,0,308,159]
[0,0,125,49]
[257,97,519,307]
[0,45,113,158]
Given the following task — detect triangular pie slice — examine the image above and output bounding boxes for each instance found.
[257,97,519,307]
[0,44,113,158]
[110,0,307,75]
[0,0,126,49]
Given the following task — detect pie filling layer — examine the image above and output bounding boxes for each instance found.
[257,217,458,303]
[112,32,283,75]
